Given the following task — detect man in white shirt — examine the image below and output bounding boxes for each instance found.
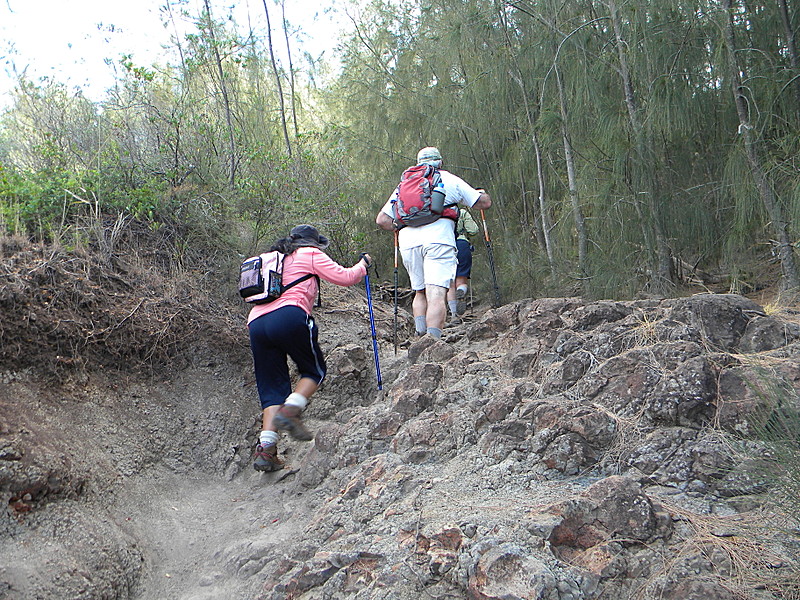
[376,147,492,339]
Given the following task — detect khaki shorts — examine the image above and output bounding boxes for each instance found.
[400,243,457,290]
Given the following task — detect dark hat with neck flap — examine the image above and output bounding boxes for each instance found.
[290,224,330,250]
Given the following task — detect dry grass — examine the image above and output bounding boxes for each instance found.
[0,234,247,377]
[592,401,653,475]
[758,289,800,319]
[623,309,664,349]
[638,503,800,600]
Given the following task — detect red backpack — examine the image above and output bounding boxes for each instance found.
[393,164,458,228]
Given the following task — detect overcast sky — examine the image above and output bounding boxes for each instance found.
[0,0,350,106]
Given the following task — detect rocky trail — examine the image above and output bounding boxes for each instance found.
[2,242,800,599]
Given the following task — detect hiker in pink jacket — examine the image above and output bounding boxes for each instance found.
[248,224,371,472]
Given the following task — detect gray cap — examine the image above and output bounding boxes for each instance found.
[290,224,330,250]
[416,146,442,166]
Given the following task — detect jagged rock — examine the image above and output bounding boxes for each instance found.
[715,453,772,497]
[668,294,764,351]
[407,336,455,364]
[466,542,558,600]
[572,301,633,330]
[526,400,617,448]
[716,366,776,436]
[577,341,716,426]
[368,411,404,440]
[541,433,597,475]
[393,408,476,461]
[547,476,672,571]
[739,315,800,352]
[624,427,763,495]
[220,539,277,577]
[416,527,463,578]
[659,578,736,600]
[327,343,368,379]
[389,363,442,418]
[391,389,433,417]
[468,302,523,341]
[541,350,594,393]
[505,338,550,378]
[313,422,347,455]
[627,427,701,483]
[522,297,584,321]
[311,344,372,419]
[716,358,800,436]
[475,386,523,429]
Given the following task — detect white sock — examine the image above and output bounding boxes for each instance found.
[260,430,279,446]
[284,392,307,410]
[457,285,468,295]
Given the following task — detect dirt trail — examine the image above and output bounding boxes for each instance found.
[110,457,311,599]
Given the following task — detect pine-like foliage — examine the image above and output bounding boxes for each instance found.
[325,0,800,298]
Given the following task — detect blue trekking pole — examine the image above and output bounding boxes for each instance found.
[362,254,383,390]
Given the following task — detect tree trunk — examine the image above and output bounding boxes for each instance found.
[607,0,674,290]
[202,0,237,187]
[506,62,556,273]
[262,0,292,157]
[280,0,300,138]
[723,0,800,289]
[556,65,588,276]
[777,0,800,107]
[518,156,546,251]
[533,129,556,273]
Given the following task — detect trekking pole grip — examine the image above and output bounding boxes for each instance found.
[361,252,378,277]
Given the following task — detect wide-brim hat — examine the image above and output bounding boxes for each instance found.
[290,224,330,250]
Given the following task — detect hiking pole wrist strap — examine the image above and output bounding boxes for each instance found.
[360,253,379,277]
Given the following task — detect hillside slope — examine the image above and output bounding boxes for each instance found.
[1,242,799,599]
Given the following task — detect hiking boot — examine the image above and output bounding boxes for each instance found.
[274,405,314,441]
[253,444,284,472]
[455,288,467,315]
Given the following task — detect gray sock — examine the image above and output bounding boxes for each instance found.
[427,327,442,339]
[448,300,458,315]
[414,315,427,335]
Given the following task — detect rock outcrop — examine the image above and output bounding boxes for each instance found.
[265,293,800,599]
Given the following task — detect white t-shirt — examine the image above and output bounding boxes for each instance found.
[381,169,482,249]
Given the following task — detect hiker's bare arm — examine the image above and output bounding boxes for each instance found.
[472,190,492,211]
[376,211,396,231]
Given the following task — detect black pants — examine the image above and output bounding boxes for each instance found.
[248,306,326,409]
